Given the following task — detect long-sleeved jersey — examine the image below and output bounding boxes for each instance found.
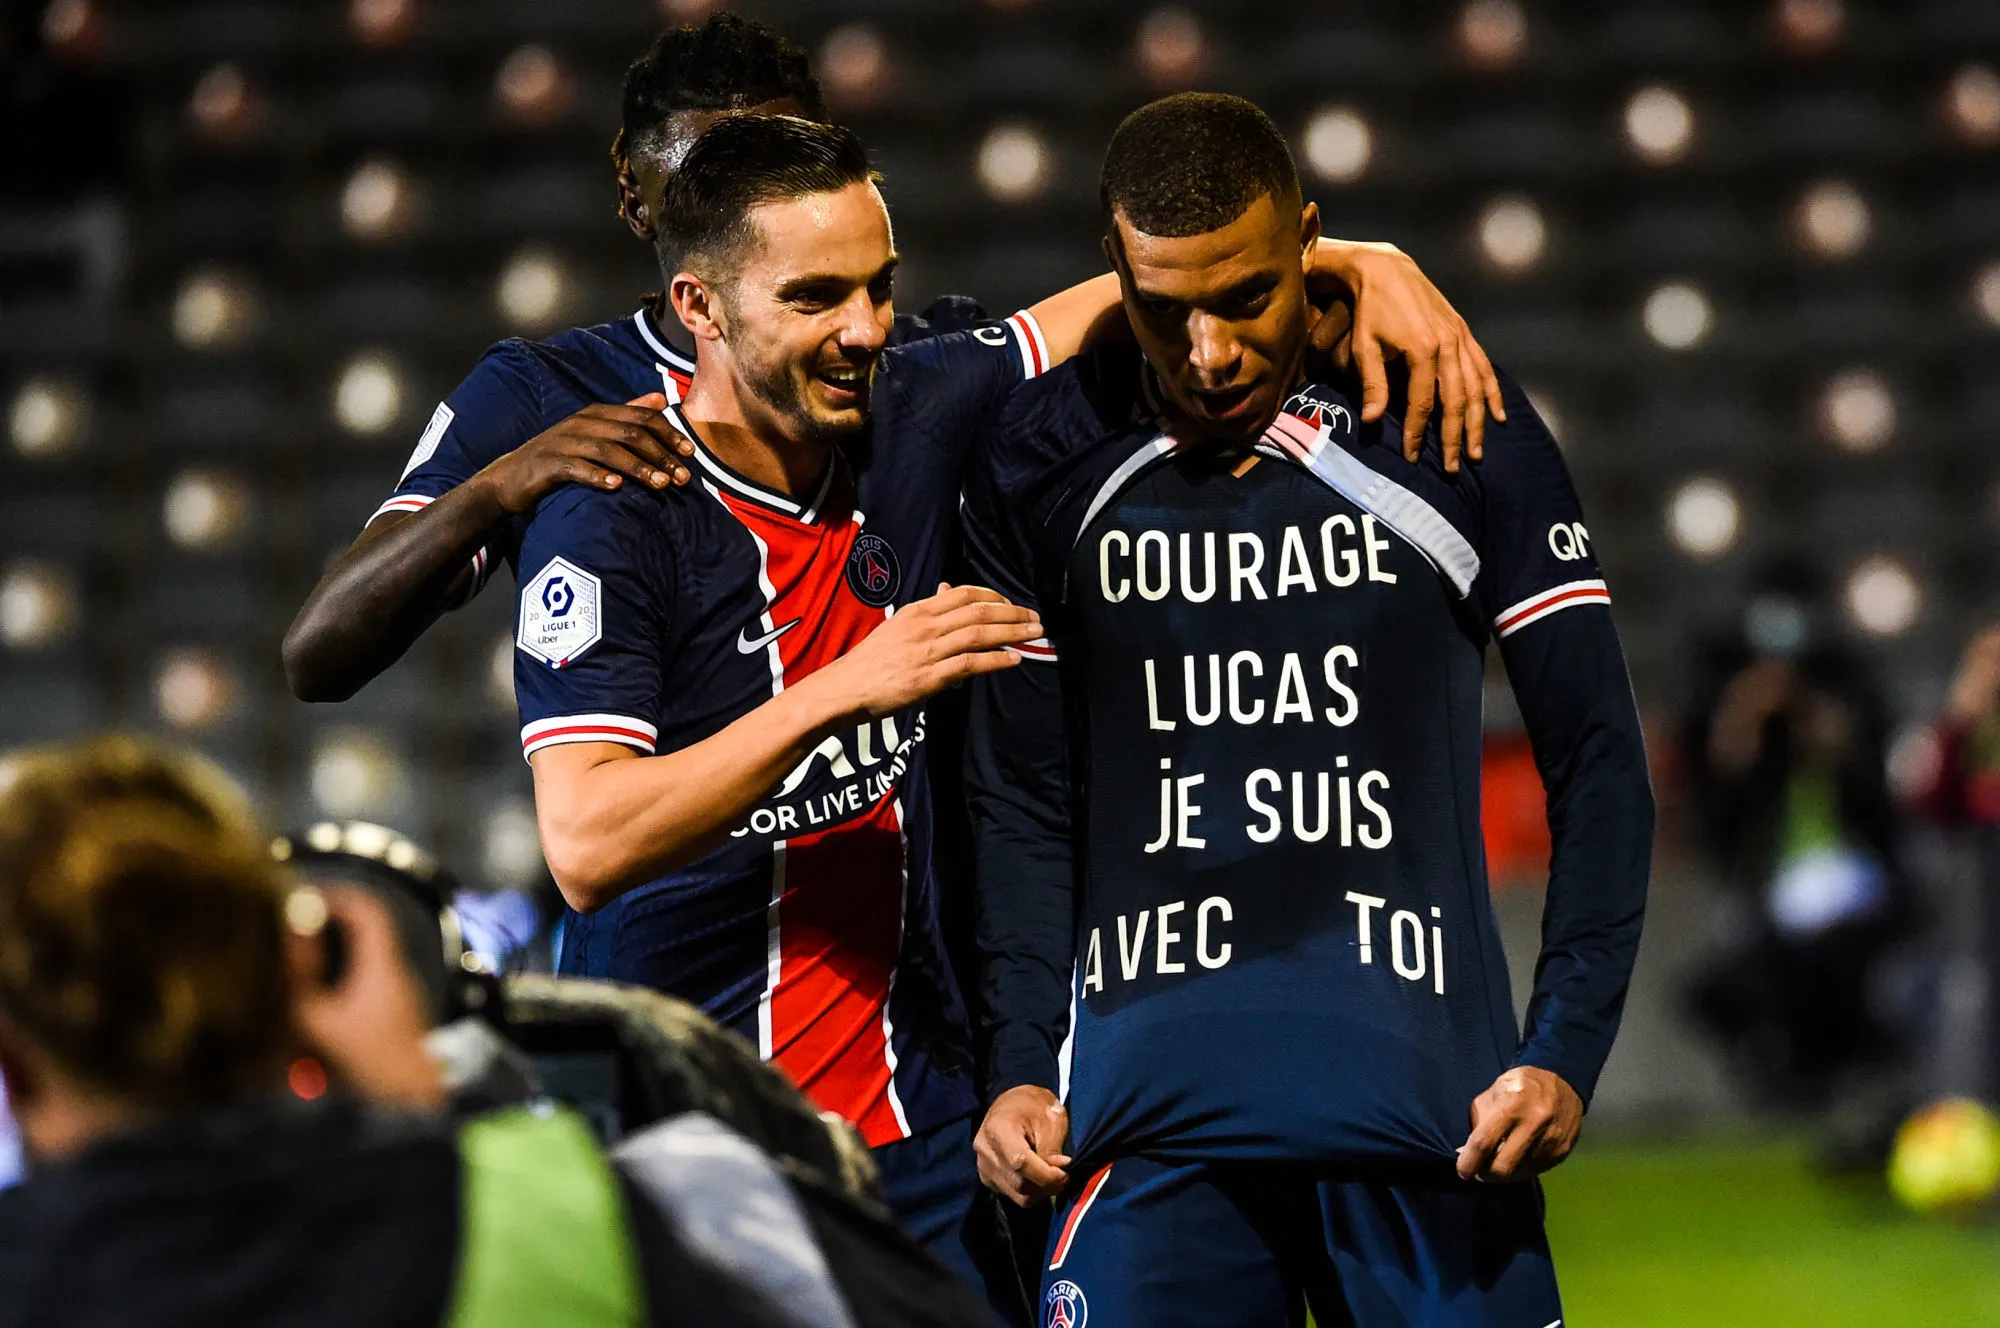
[512,311,1053,1148]
[964,344,1652,1172]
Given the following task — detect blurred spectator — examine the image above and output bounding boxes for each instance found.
[1904,625,2000,1103]
[0,737,979,1327]
[1680,573,1914,1114]
[0,1078,18,1191]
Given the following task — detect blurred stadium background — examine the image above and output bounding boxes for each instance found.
[4,0,2000,1320]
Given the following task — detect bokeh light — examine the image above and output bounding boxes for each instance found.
[1523,385,1563,444]
[1667,477,1742,560]
[1973,260,2000,326]
[163,468,251,551]
[657,0,722,18]
[340,158,416,242]
[482,798,547,891]
[172,268,259,351]
[9,378,87,460]
[41,0,98,52]
[1136,7,1206,89]
[1793,179,1870,261]
[488,635,514,708]
[820,24,890,110]
[189,63,262,145]
[977,123,1052,204]
[349,0,416,47]
[495,44,571,126]
[1302,106,1373,185]
[309,730,402,818]
[1774,0,1843,56]
[154,647,236,730]
[1458,0,1527,72]
[1818,368,1896,454]
[333,353,405,435]
[1625,85,1694,165]
[1947,64,2000,147]
[1843,555,1921,638]
[1643,282,1713,349]
[1476,195,1546,274]
[496,248,572,333]
[0,561,75,652]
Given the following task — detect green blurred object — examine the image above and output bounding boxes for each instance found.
[1544,1135,2000,1326]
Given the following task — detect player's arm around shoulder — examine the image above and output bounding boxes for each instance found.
[282,338,695,701]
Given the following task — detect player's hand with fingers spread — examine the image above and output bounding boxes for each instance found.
[1308,240,1505,473]
[1456,1066,1584,1184]
[976,1085,1072,1207]
[470,393,696,514]
[812,583,1042,720]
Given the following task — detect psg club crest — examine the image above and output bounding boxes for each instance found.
[1043,1280,1087,1328]
[845,532,902,608]
[1283,385,1354,435]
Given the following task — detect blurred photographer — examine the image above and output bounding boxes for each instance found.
[1681,580,1913,1123]
[0,738,982,1327]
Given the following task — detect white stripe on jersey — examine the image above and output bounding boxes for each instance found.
[1261,413,1482,598]
[878,797,913,1140]
[520,713,660,759]
[1495,579,1611,637]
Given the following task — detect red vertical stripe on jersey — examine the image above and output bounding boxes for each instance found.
[713,480,911,1145]
[1048,1163,1114,1270]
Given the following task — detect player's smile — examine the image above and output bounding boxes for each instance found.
[809,356,874,412]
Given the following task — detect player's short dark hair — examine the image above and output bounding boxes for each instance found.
[659,114,876,284]
[1101,92,1302,239]
[618,14,827,168]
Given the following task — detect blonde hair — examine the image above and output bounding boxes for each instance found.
[0,737,294,1111]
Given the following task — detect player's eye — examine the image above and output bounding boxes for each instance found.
[782,280,849,313]
[1136,294,1181,320]
[1215,284,1275,319]
[868,272,895,303]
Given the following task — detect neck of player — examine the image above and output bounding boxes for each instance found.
[680,358,834,504]
[646,301,697,361]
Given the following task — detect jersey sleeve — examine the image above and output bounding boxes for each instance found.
[512,486,669,762]
[872,309,1053,472]
[960,387,1057,658]
[368,340,547,600]
[964,391,1075,1096]
[967,657,1076,1098]
[1472,376,1612,639]
[1479,376,1652,1105]
[888,293,992,342]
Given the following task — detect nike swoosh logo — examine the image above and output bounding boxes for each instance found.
[736,618,801,655]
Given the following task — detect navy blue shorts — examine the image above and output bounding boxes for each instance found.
[1039,1157,1562,1328]
[874,1113,1031,1326]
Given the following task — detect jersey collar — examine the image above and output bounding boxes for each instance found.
[663,398,840,525]
[631,307,697,379]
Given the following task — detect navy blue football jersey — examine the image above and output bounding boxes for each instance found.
[366,299,998,594]
[964,345,1651,1171]
[512,311,1053,1146]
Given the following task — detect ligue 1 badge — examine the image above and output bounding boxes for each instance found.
[845,531,902,608]
[1043,1279,1087,1328]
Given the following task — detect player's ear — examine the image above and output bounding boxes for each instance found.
[668,272,723,342]
[1298,200,1322,267]
[613,138,656,242]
